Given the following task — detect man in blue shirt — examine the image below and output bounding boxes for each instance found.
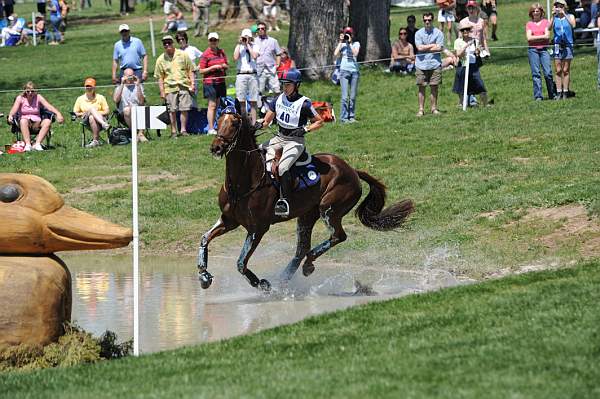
[414,12,446,116]
[112,24,148,84]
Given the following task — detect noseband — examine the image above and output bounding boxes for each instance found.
[216,110,243,156]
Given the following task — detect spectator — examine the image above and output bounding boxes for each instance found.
[161,6,185,33]
[154,35,196,138]
[334,26,360,123]
[414,12,445,117]
[113,68,148,142]
[262,0,279,32]
[73,78,110,148]
[37,0,46,15]
[0,14,23,46]
[3,0,14,19]
[452,20,488,107]
[460,0,490,57]
[480,0,498,41]
[578,0,598,29]
[233,28,259,124]
[255,20,281,97]
[7,81,64,152]
[551,0,575,99]
[47,0,62,45]
[406,15,418,50]
[58,0,68,42]
[437,0,457,45]
[526,3,556,100]
[198,32,228,135]
[192,0,210,37]
[456,0,468,21]
[112,24,148,84]
[276,47,296,78]
[390,27,415,75]
[177,31,202,65]
[259,69,324,216]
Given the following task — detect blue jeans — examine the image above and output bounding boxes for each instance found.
[528,47,555,100]
[340,70,359,121]
[49,15,62,42]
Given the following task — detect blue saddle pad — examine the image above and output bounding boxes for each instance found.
[271,160,321,192]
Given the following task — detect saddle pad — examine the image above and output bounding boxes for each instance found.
[269,162,321,192]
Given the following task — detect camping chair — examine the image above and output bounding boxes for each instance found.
[70,111,109,148]
[108,107,154,140]
[8,110,55,148]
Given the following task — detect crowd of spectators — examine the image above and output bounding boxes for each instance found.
[0,0,69,47]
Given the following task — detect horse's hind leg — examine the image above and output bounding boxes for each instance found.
[197,215,239,289]
[302,206,348,276]
[237,230,271,291]
[280,208,319,281]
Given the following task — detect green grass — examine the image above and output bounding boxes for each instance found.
[1,261,599,398]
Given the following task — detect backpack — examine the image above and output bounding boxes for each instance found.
[108,127,131,145]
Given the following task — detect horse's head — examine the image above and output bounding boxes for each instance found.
[210,111,242,158]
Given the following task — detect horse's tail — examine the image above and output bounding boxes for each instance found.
[355,170,414,231]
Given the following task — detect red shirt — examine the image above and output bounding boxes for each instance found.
[276,58,292,78]
[526,19,550,49]
[199,47,228,85]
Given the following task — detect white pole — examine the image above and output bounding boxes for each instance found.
[547,0,551,22]
[149,17,156,58]
[462,49,471,111]
[131,106,140,356]
[32,12,36,46]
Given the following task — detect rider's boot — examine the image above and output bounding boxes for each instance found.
[274,171,292,217]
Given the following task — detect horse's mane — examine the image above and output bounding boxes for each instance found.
[238,113,259,149]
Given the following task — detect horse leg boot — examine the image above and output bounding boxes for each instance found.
[274,171,292,217]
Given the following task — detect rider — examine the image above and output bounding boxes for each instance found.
[259,68,324,217]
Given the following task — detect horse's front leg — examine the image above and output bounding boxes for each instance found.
[197,215,239,289]
[237,230,271,291]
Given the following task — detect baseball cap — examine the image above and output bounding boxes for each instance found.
[343,27,354,35]
[553,0,567,5]
[119,24,130,32]
[208,32,219,40]
[161,35,174,42]
[458,20,473,30]
[84,78,96,87]
[241,28,252,38]
[466,0,478,7]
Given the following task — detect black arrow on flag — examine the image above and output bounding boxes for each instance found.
[157,109,170,125]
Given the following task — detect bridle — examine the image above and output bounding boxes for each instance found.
[215,111,243,157]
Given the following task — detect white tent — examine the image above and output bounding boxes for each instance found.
[391,0,433,7]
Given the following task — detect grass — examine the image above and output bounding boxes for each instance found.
[1,261,599,398]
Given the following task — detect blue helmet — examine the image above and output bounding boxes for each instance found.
[279,68,302,85]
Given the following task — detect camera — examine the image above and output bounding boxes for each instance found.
[242,37,247,43]
[344,34,351,42]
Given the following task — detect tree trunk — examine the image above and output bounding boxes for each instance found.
[349,0,391,64]
[288,0,345,80]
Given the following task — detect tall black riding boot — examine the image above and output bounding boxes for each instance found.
[274,171,292,216]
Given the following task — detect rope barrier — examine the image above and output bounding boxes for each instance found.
[0,41,597,95]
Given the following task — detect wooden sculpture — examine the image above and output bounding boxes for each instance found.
[0,174,133,347]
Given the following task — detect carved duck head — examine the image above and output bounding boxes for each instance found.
[0,173,132,254]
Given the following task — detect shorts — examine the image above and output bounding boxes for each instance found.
[481,4,497,18]
[263,5,278,18]
[166,90,194,112]
[416,67,442,86]
[203,82,227,101]
[553,44,574,60]
[82,113,108,130]
[235,73,259,102]
[163,0,177,14]
[257,65,281,94]
[438,9,456,23]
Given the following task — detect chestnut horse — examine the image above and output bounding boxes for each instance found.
[196,112,414,291]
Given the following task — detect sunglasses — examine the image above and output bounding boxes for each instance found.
[163,41,174,46]
[25,90,36,94]
[177,37,186,42]
[423,18,433,22]
[258,27,266,30]
[209,38,218,42]
[399,32,407,35]
[85,86,94,89]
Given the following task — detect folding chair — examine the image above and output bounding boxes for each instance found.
[71,111,113,148]
[8,111,55,148]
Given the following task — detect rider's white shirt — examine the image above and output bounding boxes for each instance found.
[275,94,308,130]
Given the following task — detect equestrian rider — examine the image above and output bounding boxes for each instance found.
[259,68,324,217]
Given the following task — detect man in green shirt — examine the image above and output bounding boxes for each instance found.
[154,35,196,138]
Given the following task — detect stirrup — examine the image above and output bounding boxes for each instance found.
[274,198,290,216]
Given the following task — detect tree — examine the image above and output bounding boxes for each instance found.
[349,0,391,64]
[288,0,345,80]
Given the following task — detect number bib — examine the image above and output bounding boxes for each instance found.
[275,94,308,130]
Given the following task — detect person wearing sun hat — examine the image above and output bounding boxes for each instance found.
[112,24,148,84]
[551,0,576,99]
[154,34,196,138]
[73,77,111,148]
[460,0,490,57]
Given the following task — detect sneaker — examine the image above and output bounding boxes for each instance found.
[207,129,217,135]
[24,144,32,152]
[101,121,110,130]
[431,109,441,115]
[170,132,178,139]
[180,131,190,136]
[416,110,424,117]
[32,143,44,151]
[137,133,149,143]
[348,118,357,123]
[85,139,100,148]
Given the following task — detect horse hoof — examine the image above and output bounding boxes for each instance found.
[302,263,315,277]
[258,279,271,292]
[199,271,213,289]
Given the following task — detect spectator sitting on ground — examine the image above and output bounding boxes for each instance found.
[389,27,415,74]
[113,68,148,142]
[162,8,185,33]
[73,77,110,148]
[0,14,25,46]
[7,81,64,152]
[276,47,295,78]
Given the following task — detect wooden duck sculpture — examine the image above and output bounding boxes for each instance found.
[0,173,132,347]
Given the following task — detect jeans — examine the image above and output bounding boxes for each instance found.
[49,15,62,42]
[340,69,359,120]
[527,47,555,100]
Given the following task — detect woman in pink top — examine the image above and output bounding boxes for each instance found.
[7,81,64,152]
[526,3,557,100]
[460,0,490,56]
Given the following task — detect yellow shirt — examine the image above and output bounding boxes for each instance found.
[73,93,110,114]
[153,49,195,94]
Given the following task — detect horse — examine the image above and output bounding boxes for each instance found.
[196,111,415,291]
